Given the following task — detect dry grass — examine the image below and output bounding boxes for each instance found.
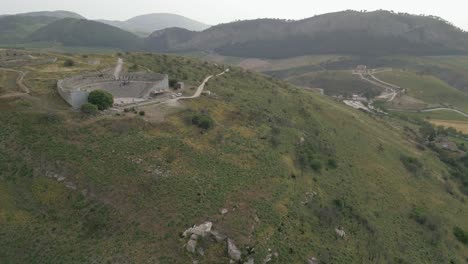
[430,119,468,133]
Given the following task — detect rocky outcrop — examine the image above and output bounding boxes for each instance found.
[335,227,346,239]
[227,239,242,261]
[183,221,213,238]
[307,257,319,264]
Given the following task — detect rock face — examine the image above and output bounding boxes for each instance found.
[307,257,319,264]
[183,222,213,238]
[186,234,198,253]
[227,239,242,261]
[335,227,346,239]
[244,257,255,264]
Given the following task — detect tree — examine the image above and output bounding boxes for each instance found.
[88,90,113,110]
[81,103,98,115]
[192,114,214,130]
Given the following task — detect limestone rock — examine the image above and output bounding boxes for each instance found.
[227,238,242,261]
[220,208,229,215]
[211,230,227,242]
[307,257,319,264]
[186,234,198,253]
[335,227,346,238]
[244,257,255,264]
[183,222,213,238]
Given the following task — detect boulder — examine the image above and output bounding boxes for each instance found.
[211,230,227,243]
[186,234,198,253]
[220,208,229,215]
[335,227,346,239]
[227,238,242,261]
[244,257,255,264]
[307,257,319,264]
[183,222,213,238]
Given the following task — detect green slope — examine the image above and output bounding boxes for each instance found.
[0,52,467,263]
[28,18,143,50]
[0,15,58,44]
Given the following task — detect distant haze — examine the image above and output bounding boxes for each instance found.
[2,0,468,31]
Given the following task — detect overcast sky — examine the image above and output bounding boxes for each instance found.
[2,0,468,30]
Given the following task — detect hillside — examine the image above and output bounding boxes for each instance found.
[99,13,210,36]
[13,10,85,19]
[0,50,467,263]
[0,15,59,44]
[147,10,468,58]
[27,18,143,50]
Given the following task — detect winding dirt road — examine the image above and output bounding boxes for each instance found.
[0,68,30,99]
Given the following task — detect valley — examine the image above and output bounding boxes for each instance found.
[1,6,468,264]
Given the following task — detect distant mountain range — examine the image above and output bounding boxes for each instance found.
[98,13,210,36]
[146,10,468,58]
[2,10,468,58]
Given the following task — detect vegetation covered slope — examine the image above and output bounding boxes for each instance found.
[27,18,143,50]
[13,11,85,19]
[146,10,468,58]
[99,13,210,36]
[0,15,59,44]
[0,52,467,263]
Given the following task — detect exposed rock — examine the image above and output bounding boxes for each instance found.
[220,208,229,215]
[227,238,242,261]
[197,247,205,256]
[307,257,319,264]
[211,230,227,242]
[183,222,213,238]
[244,257,255,264]
[335,227,346,239]
[186,234,198,253]
[263,253,272,264]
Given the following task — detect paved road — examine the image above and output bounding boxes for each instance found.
[112,69,229,110]
[389,107,468,118]
[114,58,123,80]
[356,70,399,102]
[176,69,229,101]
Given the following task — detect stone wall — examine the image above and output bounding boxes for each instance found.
[57,72,169,109]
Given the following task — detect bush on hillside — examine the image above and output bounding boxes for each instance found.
[400,155,423,174]
[88,90,113,110]
[453,226,468,244]
[81,103,98,115]
[63,59,75,67]
[192,114,214,130]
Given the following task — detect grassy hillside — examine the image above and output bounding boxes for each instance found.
[28,18,143,50]
[0,16,58,44]
[376,71,468,112]
[0,51,467,263]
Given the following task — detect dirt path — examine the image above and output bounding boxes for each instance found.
[0,67,30,99]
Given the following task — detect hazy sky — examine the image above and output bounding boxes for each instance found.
[2,0,468,30]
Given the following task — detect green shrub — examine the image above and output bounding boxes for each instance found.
[454,226,468,244]
[88,90,114,110]
[63,59,75,67]
[327,158,338,169]
[310,159,322,172]
[400,155,423,174]
[81,103,98,115]
[139,111,145,116]
[192,114,214,130]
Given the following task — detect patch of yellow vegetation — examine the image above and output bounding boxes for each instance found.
[430,119,468,134]
[32,177,68,206]
[274,201,289,217]
[232,125,256,139]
